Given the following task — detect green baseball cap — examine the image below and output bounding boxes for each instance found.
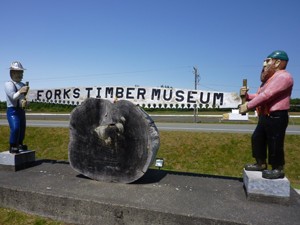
[267,50,289,61]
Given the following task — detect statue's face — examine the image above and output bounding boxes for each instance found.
[260,58,280,82]
[11,70,24,82]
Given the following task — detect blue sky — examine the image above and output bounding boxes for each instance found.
[1,0,299,101]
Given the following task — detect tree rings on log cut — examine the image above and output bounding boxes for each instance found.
[68,98,160,183]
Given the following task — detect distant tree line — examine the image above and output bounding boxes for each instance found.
[0,101,75,113]
[290,98,300,112]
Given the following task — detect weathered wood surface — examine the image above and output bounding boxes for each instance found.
[68,98,160,183]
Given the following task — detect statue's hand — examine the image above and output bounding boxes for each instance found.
[19,86,29,94]
[21,99,28,108]
[240,86,249,97]
[239,102,248,114]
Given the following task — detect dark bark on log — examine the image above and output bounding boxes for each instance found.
[68,98,160,183]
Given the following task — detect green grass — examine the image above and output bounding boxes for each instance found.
[0,207,65,225]
[157,131,300,187]
[0,126,300,224]
[0,126,299,185]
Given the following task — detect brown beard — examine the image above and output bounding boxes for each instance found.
[260,64,276,82]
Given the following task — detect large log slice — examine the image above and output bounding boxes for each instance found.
[68,98,160,183]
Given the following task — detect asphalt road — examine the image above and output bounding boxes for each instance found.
[1,119,300,134]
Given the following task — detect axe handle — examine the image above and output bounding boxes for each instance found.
[241,79,247,115]
[25,81,29,97]
[242,79,247,104]
[22,81,29,109]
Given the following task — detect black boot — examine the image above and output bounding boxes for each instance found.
[245,159,267,171]
[19,144,28,151]
[262,166,285,179]
[9,144,19,154]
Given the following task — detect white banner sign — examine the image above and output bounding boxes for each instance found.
[28,86,241,109]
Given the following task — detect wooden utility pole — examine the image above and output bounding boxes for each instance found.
[193,66,199,123]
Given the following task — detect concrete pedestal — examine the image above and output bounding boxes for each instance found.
[243,169,290,204]
[0,150,36,171]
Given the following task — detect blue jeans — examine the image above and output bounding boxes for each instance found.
[7,107,26,146]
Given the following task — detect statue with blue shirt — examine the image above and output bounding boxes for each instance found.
[4,61,29,154]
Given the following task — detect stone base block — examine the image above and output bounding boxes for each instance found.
[0,150,36,171]
[243,169,290,204]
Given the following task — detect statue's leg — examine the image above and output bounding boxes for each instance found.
[263,111,288,179]
[245,118,267,171]
[7,107,21,153]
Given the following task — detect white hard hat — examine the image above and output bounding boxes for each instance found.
[9,61,26,71]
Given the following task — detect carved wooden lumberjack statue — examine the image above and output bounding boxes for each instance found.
[68,98,160,183]
[239,50,294,179]
[4,61,30,154]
